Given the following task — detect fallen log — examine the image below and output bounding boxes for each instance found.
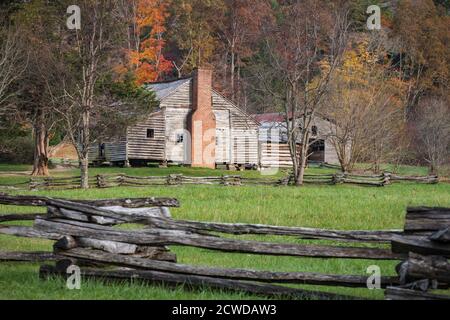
[0,194,180,208]
[57,247,399,288]
[39,265,360,300]
[391,235,450,257]
[35,219,404,260]
[385,286,450,300]
[0,251,58,262]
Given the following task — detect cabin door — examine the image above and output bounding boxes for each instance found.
[214,110,231,164]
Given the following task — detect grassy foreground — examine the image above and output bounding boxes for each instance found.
[0,165,449,300]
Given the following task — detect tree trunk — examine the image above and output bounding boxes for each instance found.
[294,142,308,186]
[230,48,235,101]
[290,141,300,185]
[79,108,90,189]
[80,157,89,189]
[429,161,437,176]
[296,154,307,186]
[31,119,50,176]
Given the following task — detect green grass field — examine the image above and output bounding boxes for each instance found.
[0,164,449,300]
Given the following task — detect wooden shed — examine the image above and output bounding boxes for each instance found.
[90,68,260,168]
[255,113,340,168]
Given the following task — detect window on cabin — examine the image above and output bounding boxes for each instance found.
[147,129,155,139]
[311,126,318,136]
[176,133,184,143]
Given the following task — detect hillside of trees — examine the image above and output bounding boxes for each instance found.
[0,0,449,184]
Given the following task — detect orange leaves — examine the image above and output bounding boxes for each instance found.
[128,0,172,85]
[136,0,168,34]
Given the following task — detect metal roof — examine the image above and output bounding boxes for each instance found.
[143,78,191,101]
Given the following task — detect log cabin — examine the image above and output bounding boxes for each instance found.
[254,113,340,168]
[89,68,260,168]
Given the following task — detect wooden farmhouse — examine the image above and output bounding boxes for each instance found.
[89,68,260,168]
[254,113,340,168]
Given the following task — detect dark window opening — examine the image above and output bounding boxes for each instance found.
[310,139,325,152]
[176,133,184,143]
[311,126,318,136]
[309,139,325,162]
[99,143,105,158]
[147,129,155,139]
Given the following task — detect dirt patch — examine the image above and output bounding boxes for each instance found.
[49,143,78,160]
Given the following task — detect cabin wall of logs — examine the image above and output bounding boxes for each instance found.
[0,172,440,191]
[0,194,449,300]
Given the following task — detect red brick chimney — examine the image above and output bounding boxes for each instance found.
[190,67,216,168]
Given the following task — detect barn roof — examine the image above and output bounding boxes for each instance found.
[253,113,286,123]
[254,112,335,125]
[143,78,191,101]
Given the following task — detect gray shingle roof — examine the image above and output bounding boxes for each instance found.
[143,78,191,101]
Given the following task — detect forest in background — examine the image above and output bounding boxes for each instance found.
[0,0,448,185]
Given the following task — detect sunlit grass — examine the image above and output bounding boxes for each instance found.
[0,165,449,300]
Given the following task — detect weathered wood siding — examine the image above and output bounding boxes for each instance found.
[259,140,339,168]
[158,81,191,163]
[258,116,340,167]
[160,80,192,108]
[159,80,259,165]
[260,142,296,168]
[105,140,127,162]
[309,117,339,165]
[127,110,165,161]
[212,91,259,165]
[215,110,231,164]
[164,107,190,163]
[88,139,127,164]
[88,145,101,163]
[94,78,260,166]
[324,142,339,165]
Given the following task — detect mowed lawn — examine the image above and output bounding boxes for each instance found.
[0,165,449,300]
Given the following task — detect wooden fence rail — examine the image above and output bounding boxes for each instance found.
[0,172,440,191]
[0,194,449,300]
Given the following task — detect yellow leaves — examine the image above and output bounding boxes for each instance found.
[323,37,409,124]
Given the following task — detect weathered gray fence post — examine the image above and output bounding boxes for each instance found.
[167,174,182,186]
[222,175,242,186]
[96,175,106,188]
[332,173,344,184]
[382,172,391,186]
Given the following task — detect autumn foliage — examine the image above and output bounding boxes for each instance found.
[128,0,173,85]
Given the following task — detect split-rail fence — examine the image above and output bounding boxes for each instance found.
[0,194,449,300]
[0,172,439,191]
